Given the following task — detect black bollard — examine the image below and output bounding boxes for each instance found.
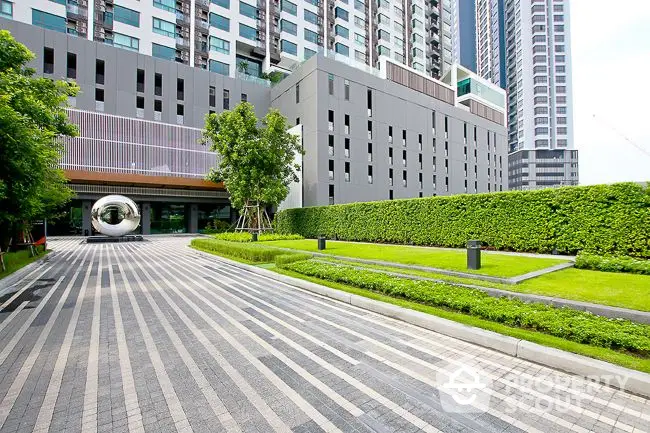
[467,240,481,270]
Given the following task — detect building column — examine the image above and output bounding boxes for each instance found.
[141,202,151,235]
[82,200,92,237]
[188,204,199,233]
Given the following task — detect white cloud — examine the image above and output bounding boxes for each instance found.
[570,0,650,184]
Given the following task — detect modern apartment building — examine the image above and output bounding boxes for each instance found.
[2,0,459,81]
[1,9,506,234]
[459,0,577,190]
[474,0,505,88]
[502,0,577,189]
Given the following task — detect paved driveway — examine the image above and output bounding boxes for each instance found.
[0,237,647,433]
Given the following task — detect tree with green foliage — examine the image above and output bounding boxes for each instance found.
[0,30,79,249]
[202,102,302,230]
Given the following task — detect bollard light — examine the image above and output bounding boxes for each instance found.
[467,240,481,270]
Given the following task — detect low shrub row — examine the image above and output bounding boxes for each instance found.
[191,238,287,263]
[274,253,313,267]
[213,232,303,243]
[275,182,650,258]
[575,253,650,275]
[279,260,650,355]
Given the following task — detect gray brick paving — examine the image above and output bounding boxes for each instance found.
[0,237,648,433]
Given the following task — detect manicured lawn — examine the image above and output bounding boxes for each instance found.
[320,258,650,312]
[273,266,650,374]
[516,268,650,312]
[0,247,48,280]
[264,239,568,278]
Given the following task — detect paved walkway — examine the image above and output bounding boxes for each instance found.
[0,237,647,433]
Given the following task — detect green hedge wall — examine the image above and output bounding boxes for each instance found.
[275,183,650,257]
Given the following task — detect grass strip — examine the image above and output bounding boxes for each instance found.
[0,247,48,280]
[319,257,650,313]
[263,239,568,278]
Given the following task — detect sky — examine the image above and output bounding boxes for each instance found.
[570,0,650,184]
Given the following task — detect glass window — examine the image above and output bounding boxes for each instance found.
[153,18,176,38]
[378,29,390,41]
[354,16,365,27]
[114,5,140,27]
[305,0,319,5]
[335,25,349,38]
[354,33,365,45]
[304,9,318,24]
[335,7,349,21]
[304,48,317,59]
[335,42,349,56]
[355,0,364,11]
[209,36,230,54]
[212,0,230,8]
[281,0,297,15]
[304,28,319,44]
[239,23,258,40]
[394,37,403,48]
[32,9,66,33]
[281,19,298,35]
[209,13,230,31]
[378,45,390,56]
[239,1,257,19]
[355,50,365,62]
[114,33,139,52]
[209,60,230,76]
[281,39,298,55]
[0,0,12,19]
[152,43,175,60]
[153,0,176,12]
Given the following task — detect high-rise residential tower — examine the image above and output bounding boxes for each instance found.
[503,0,577,189]
[4,0,456,80]
[472,0,577,190]
[474,0,505,88]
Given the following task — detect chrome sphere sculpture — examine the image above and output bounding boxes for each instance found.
[91,195,141,236]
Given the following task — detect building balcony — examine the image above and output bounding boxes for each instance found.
[195,0,210,10]
[195,19,209,31]
[176,37,190,49]
[195,40,208,53]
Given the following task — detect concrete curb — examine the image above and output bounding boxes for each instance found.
[324,260,650,324]
[188,246,650,399]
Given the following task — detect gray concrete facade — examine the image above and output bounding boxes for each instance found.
[0,18,271,128]
[3,17,508,209]
[508,148,579,190]
[271,56,508,206]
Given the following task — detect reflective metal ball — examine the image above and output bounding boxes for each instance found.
[91,195,141,237]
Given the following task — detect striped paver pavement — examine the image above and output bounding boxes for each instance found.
[0,236,647,433]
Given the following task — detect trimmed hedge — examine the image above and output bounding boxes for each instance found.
[275,182,650,258]
[575,252,650,275]
[191,238,287,263]
[279,260,650,355]
[274,253,312,266]
[213,232,303,243]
